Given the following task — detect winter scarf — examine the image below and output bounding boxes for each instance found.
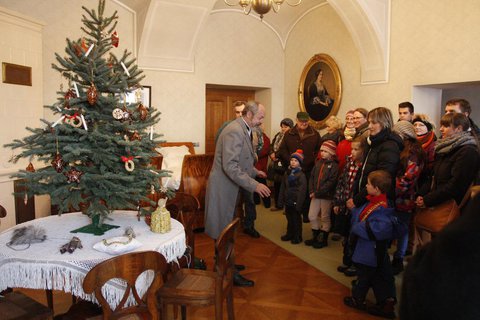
[435,131,477,155]
[359,193,388,221]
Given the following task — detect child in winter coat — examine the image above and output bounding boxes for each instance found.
[344,170,397,319]
[333,136,366,275]
[277,150,307,244]
[305,140,339,249]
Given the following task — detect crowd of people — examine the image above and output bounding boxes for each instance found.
[204,98,480,319]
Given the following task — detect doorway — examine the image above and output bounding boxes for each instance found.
[205,87,255,154]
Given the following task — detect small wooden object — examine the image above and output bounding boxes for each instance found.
[2,62,32,86]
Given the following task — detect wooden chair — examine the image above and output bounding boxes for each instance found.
[65,251,169,320]
[166,192,200,270]
[158,218,239,320]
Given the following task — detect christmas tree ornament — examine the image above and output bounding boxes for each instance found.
[111,31,119,47]
[87,83,98,105]
[130,131,141,141]
[150,198,171,233]
[51,154,65,173]
[73,81,80,97]
[137,103,148,121]
[26,162,35,172]
[52,115,66,127]
[65,113,83,128]
[85,43,94,57]
[120,61,130,77]
[64,89,76,108]
[122,109,132,122]
[64,167,83,183]
[121,156,135,172]
[112,107,124,120]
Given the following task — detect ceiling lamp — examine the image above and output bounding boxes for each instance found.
[224,0,302,19]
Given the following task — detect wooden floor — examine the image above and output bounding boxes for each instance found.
[18,231,378,319]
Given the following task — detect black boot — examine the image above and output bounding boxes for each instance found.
[304,229,320,246]
[313,231,329,249]
[391,257,404,275]
[367,297,396,319]
[291,212,303,244]
[281,208,294,241]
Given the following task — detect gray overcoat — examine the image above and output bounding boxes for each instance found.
[204,117,258,239]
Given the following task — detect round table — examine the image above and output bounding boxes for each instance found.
[0,211,186,307]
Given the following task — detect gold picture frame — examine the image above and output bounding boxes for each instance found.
[298,54,342,129]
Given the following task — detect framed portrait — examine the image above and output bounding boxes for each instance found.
[125,85,151,108]
[298,54,342,128]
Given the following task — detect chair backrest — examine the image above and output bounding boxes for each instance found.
[214,218,240,282]
[83,251,169,320]
[166,192,200,260]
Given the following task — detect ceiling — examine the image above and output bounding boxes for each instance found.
[117,0,390,83]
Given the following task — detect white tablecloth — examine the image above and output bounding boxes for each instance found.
[0,211,186,307]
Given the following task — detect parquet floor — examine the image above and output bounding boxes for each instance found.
[18,231,379,319]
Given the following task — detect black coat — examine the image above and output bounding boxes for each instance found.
[278,168,308,212]
[353,129,402,207]
[420,143,480,207]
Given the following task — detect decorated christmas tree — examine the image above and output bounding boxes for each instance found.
[5,0,169,234]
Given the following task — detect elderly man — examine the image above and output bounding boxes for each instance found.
[444,98,480,136]
[278,111,321,223]
[205,100,270,287]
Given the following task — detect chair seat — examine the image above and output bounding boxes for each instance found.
[159,269,219,303]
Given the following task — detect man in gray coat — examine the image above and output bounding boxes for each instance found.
[205,100,271,286]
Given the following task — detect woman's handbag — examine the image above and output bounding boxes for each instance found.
[414,199,460,233]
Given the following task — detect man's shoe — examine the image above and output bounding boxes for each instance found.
[367,298,396,319]
[280,234,292,241]
[235,264,246,271]
[233,273,254,287]
[244,227,260,238]
[343,296,366,311]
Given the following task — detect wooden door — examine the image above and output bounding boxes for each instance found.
[205,88,255,154]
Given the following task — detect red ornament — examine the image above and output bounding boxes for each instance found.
[64,167,83,183]
[64,89,76,109]
[26,162,35,172]
[111,31,119,48]
[137,104,148,121]
[51,154,65,173]
[87,83,98,105]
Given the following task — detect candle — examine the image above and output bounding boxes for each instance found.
[52,115,65,127]
[85,43,94,57]
[120,61,130,77]
[150,126,153,140]
[73,81,80,97]
[80,114,88,130]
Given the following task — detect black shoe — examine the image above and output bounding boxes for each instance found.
[344,296,367,311]
[291,236,302,244]
[235,264,246,271]
[233,273,254,287]
[367,298,396,319]
[244,227,260,238]
[280,234,292,241]
[343,266,358,277]
[337,264,350,273]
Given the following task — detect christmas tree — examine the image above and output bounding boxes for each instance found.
[5,0,169,234]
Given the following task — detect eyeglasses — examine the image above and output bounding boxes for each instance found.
[353,117,364,120]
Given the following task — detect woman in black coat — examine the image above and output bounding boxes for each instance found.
[348,107,402,209]
[416,113,480,208]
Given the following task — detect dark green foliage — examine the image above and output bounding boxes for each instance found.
[5,0,170,222]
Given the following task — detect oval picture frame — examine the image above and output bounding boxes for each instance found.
[298,53,342,129]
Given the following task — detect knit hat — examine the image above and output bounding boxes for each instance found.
[280,118,294,128]
[393,120,417,140]
[412,116,433,132]
[290,149,304,164]
[296,112,310,122]
[320,140,337,156]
